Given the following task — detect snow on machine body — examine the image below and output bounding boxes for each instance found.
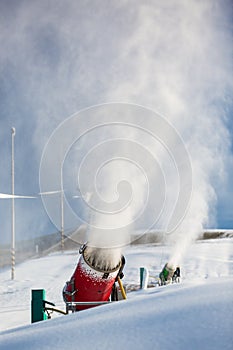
[63,244,125,312]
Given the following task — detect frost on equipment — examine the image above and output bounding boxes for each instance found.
[63,244,126,313]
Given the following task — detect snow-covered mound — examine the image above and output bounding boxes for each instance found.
[0,278,232,350]
[0,239,232,349]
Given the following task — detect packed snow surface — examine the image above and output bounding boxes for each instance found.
[0,239,233,349]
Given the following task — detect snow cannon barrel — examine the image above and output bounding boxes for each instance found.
[63,245,123,311]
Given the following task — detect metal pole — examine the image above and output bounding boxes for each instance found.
[11,127,16,280]
[31,289,48,323]
[60,166,64,252]
[140,267,149,289]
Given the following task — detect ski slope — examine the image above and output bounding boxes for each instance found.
[0,239,233,349]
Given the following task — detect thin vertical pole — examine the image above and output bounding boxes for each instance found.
[140,267,149,289]
[11,127,16,280]
[60,166,64,252]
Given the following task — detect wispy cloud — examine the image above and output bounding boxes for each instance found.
[0,0,232,246]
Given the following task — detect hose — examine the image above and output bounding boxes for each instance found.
[117,277,127,300]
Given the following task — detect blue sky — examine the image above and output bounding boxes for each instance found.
[0,0,232,244]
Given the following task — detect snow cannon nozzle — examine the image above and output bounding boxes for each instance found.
[82,245,122,273]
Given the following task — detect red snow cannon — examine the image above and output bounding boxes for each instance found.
[63,244,124,312]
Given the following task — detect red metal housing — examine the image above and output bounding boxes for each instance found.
[63,246,121,311]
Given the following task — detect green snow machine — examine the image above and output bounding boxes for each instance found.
[159,263,180,285]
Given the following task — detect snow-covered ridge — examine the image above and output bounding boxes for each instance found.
[1,228,232,268]
[0,239,232,349]
[1,278,232,350]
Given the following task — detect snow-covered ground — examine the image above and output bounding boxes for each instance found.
[0,239,233,349]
